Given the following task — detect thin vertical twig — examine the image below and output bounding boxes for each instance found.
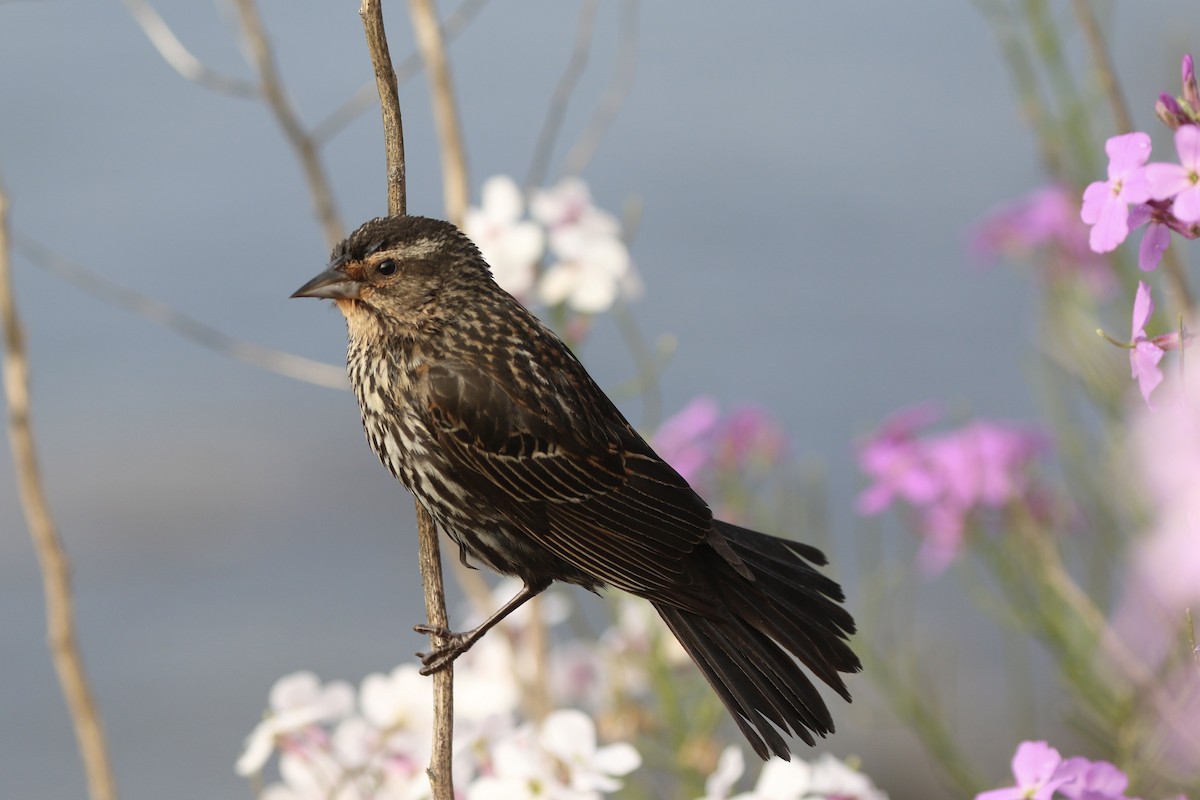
[361,1,408,220]
[409,0,470,227]
[525,0,601,191]
[0,182,117,799]
[359,5,453,799]
[314,0,491,146]
[230,0,345,247]
[562,0,640,177]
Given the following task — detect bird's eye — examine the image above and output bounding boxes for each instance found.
[376,259,397,276]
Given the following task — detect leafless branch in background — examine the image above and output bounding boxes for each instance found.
[230,0,345,248]
[121,0,258,98]
[409,0,470,227]
[359,3,455,799]
[0,180,119,800]
[562,0,639,177]
[14,233,348,390]
[524,0,600,191]
[314,0,490,146]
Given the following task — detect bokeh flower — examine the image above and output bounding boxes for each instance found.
[237,671,354,776]
[464,175,546,300]
[532,177,638,313]
[971,185,1112,293]
[856,406,1048,574]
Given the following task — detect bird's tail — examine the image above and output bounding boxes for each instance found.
[653,520,860,760]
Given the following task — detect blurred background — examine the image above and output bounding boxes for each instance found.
[1,2,1196,798]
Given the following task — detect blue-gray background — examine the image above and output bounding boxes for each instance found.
[1,2,1194,798]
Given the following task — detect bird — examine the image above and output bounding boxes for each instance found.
[291,214,860,760]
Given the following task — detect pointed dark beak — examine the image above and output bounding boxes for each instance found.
[291,269,363,300]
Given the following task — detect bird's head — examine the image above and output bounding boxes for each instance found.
[291,215,491,336]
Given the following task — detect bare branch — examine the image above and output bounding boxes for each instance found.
[562,0,639,177]
[230,0,345,247]
[360,3,453,798]
[121,0,258,98]
[525,0,600,191]
[313,0,490,147]
[409,0,470,227]
[360,0,407,218]
[0,179,118,800]
[14,233,348,390]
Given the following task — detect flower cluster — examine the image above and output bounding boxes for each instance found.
[976,741,1138,800]
[651,396,789,518]
[464,175,639,314]
[1079,55,1200,406]
[970,185,1113,295]
[696,746,887,800]
[855,405,1049,575]
[237,664,640,800]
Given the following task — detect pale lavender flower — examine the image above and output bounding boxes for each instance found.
[1081,133,1153,252]
[652,395,721,484]
[1126,204,1171,272]
[1115,365,1200,669]
[1056,757,1131,800]
[975,741,1072,800]
[1146,125,1200,223]
[1129,281,1165,407]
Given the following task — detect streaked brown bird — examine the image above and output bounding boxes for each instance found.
[292,215,859,760]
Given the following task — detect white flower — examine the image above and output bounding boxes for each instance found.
[237,671,355,776]
[806,753,888,800]
[727,753,887,800]
[696,746,746,800]
[531,177,638,314]
[539,709,641,795]
[464,175,544,299]
[360,664,432,731]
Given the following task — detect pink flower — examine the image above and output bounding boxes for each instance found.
[1146,125,1200,224]
[652,396,720,484]
[652,397,790,504]
[1081,132,1153,252]
[1056,757,1131,800]
[976,741,1073,800]
[857,407,1048,575]
[1129,281,1165,407]
[1126,204,1171,272]
[971,186,1112,293]
[854,403,944,515]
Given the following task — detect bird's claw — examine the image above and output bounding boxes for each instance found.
[414,624,473,675]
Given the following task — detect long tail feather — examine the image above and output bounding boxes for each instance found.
[654,521,860,760]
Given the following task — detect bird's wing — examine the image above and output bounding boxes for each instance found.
[425,358,720,609]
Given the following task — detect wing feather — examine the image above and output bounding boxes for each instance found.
[424,358,718,610]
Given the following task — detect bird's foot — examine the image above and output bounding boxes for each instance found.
[413,624,477,675]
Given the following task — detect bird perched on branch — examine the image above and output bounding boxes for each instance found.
[292,215,860,760]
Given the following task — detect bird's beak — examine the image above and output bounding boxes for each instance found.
[291,268,363,300]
